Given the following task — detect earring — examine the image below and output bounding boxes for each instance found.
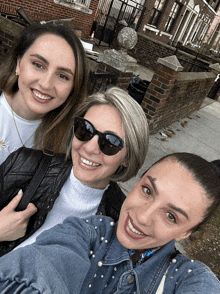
[115,165,127,175]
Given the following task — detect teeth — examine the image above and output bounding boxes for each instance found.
[81,157,100,167]
[33,90,52,100]
[128,219,143,235]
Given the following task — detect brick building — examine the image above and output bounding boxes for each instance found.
[0,0,99,37]
[140,0,220,47]
[210,21,220,48]
[204,6,220,49]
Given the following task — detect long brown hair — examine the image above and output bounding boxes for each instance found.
[0,23,88,153]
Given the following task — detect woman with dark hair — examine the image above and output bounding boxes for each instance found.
[0,153,219,293]
[0,22,88,163]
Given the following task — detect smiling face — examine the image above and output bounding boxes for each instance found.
[117,159,210,250]
[12,33,75,120]
[71,104,127,189]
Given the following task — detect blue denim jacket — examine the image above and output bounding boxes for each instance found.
[0,215,219,293]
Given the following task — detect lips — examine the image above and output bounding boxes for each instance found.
[128,219,144,235]
[32,89,53,100]
[124,215,146,240]
[80,156,100,167]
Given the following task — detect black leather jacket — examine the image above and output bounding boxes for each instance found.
[0,147,126,256]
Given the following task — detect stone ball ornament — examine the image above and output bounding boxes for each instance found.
[117,27,138,50]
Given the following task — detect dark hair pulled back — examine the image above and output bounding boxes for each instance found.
[149,153,220,233]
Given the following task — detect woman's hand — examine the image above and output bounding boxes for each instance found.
[0,190,38,241]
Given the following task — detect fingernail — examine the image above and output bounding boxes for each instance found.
[18,189,23,194]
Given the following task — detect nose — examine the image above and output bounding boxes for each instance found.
[136,202,157,227]
[39,72,54,90]
[83,135,101,155]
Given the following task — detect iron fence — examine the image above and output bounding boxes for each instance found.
[174,48,209,72]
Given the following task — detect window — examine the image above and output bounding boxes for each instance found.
[190,20,202,43]
[164,2,182,33]
[149,0,166,26]
[199,23,209,41]
[54,0,91,9]
[77,0,90,7]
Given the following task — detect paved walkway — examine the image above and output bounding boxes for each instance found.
[121,97,220,195]
[92,44,220,195]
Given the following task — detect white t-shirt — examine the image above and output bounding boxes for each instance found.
[0,92,41,164]
[16,168,107,249]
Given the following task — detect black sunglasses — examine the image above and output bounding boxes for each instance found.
[74,117,125,156]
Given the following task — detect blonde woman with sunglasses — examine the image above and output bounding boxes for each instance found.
[0,87,149,256]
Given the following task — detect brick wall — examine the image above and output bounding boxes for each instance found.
[96,62,133,91]
[111,23,213,72]
[87,54,218,135]
[0,15,23,63]
[111,30,211,73]
[0,0,99,37]
[141,55,218,134]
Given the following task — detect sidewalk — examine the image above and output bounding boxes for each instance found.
[121,97,220,195]
[92,44,220,195]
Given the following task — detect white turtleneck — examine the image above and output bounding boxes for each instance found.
[15,168,107,249]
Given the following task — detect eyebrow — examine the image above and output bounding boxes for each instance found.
[168,204,189,220]
[30,54,74,76]
[146,175,189,220]
[147,176,158,194]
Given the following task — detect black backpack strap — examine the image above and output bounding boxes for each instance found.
[16,149,54,211]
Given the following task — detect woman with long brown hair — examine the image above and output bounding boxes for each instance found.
[0,22,88,163]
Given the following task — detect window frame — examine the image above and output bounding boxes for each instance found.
[149,0,167,27]
[164,1,182,33]
[54,0,91,9]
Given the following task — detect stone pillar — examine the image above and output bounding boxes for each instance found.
[141,55,183,133]
[208,63,220,76]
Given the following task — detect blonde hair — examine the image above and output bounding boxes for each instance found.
[66,87,149,182]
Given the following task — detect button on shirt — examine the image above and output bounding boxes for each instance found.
[0,216,219,294]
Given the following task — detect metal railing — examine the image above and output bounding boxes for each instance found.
[174,48,209,72]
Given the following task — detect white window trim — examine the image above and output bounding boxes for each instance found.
[159,31,173,39]
[190,19,202,42]
[200,23,209,40]
[143,24,160,35]
[143,25,172,39]
[54,0,92,14]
